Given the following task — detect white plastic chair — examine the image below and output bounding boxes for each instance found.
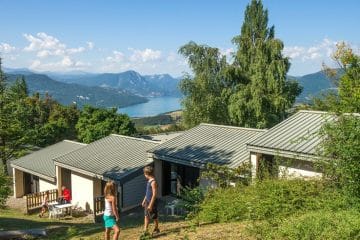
[165,199,181,216]
[48,205,63,219]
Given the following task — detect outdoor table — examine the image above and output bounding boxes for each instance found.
[54,203,73,216]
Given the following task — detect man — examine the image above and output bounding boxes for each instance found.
[61,186,71,203]
[141,166,160,237]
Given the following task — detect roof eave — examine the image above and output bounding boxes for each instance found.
[10,164,55,182]
[246,145,321,162]
[54,161,104,180]
[151,153,205,168]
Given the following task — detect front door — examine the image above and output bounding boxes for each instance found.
[32,175,39,193]
[163,162,200,196]
[23,172,32,194]
[61,168,72,191]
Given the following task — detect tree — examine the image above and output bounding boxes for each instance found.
[0,58,30,174]
[8,76,28,100]
[178,0,301,128]
[319,114,360,199]
[334,43,360,112]
[317,44,360,199]
[76,105,136,143]
[178,42,231,127]
[229,0,302,128]
[312,43,359,113]
[0,165,11,207]
[34,103,80,146]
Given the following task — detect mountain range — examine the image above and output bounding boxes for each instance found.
[48,70,182,97]
[4,67,337,108]
[5,72,147,108]
[291,70,338,102]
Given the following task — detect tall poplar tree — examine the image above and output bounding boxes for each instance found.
[229,0,301,128]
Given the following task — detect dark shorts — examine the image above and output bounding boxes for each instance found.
[144,200,158,220]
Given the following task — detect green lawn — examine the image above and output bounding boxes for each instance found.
[0,207,251,239]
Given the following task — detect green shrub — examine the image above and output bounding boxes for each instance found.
[319,114,360,199]
[198,179,348,223]
[179,186,205,219]
[251,210,360,240]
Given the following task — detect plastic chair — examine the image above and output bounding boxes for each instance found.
[165,199,182,216]
[48,205,63,219]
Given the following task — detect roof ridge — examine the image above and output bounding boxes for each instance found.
[297,110,329,114]
[199,123,267,132]
[110,134,160,144]
[63,140,87,146]
[147,131,184,136]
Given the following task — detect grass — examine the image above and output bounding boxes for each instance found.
[0,207,251,239]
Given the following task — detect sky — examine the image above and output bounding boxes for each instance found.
[0,0,359,77]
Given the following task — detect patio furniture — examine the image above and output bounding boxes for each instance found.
[48,205,63,219]
[165,199,182,216]
[55,203,73,216]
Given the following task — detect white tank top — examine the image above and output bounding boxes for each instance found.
[104,198,113,216]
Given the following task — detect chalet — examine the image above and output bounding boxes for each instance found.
[247,110,333,179]
[53,134,159,212]
[147,123,266,197]
[10,140,86,198]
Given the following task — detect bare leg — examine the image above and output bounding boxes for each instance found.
[154,219,159,230]
[112,225,120,240]
[105,228,110,240]
[144,216,150,232]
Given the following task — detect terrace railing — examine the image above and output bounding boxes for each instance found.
[93,195,105,223]
[26,189,58,214]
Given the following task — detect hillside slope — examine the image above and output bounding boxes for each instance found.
[6,73,147,108]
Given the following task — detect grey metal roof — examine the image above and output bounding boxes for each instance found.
[247,110,335,159]
[139,132,184,142]
[148,123,266,168]
[53,134,159,182]
[10,140,86,181]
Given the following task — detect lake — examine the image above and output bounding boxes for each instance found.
[118,96,182,117]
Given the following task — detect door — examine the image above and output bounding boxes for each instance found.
[32,175,39,193]
[23,172,32,194]
[61,168,72,191]
[163,161,172,196]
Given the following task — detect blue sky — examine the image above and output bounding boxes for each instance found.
[0,0,359,76]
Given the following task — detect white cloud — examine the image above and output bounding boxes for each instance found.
[0,43,16,53]
[23,32,88,58]
[67,47,85,54]
[24,32,66,52]
[283,38,337,62]
[128,48,162,62]
[106,50,125,62]
[29,56,90,72]
[86,41,94,50]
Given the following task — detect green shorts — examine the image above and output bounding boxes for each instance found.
[103,215,116,228]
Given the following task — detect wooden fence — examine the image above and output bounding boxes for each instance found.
[93,195,105,223]
[26,189,58,214]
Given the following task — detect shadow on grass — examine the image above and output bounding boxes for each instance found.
[151,222,213,239]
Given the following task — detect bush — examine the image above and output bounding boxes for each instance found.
[319,114,360,199]
[179,186,205,219]
[197,179,348,223]
[251,210,360,240]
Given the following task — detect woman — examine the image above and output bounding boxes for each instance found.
[103,181,120,240]
[38,191,49,217]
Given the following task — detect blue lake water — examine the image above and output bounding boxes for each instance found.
[118,96,182,117]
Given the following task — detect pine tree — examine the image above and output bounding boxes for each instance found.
[0,58,30,174]
[229,0,301,128]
